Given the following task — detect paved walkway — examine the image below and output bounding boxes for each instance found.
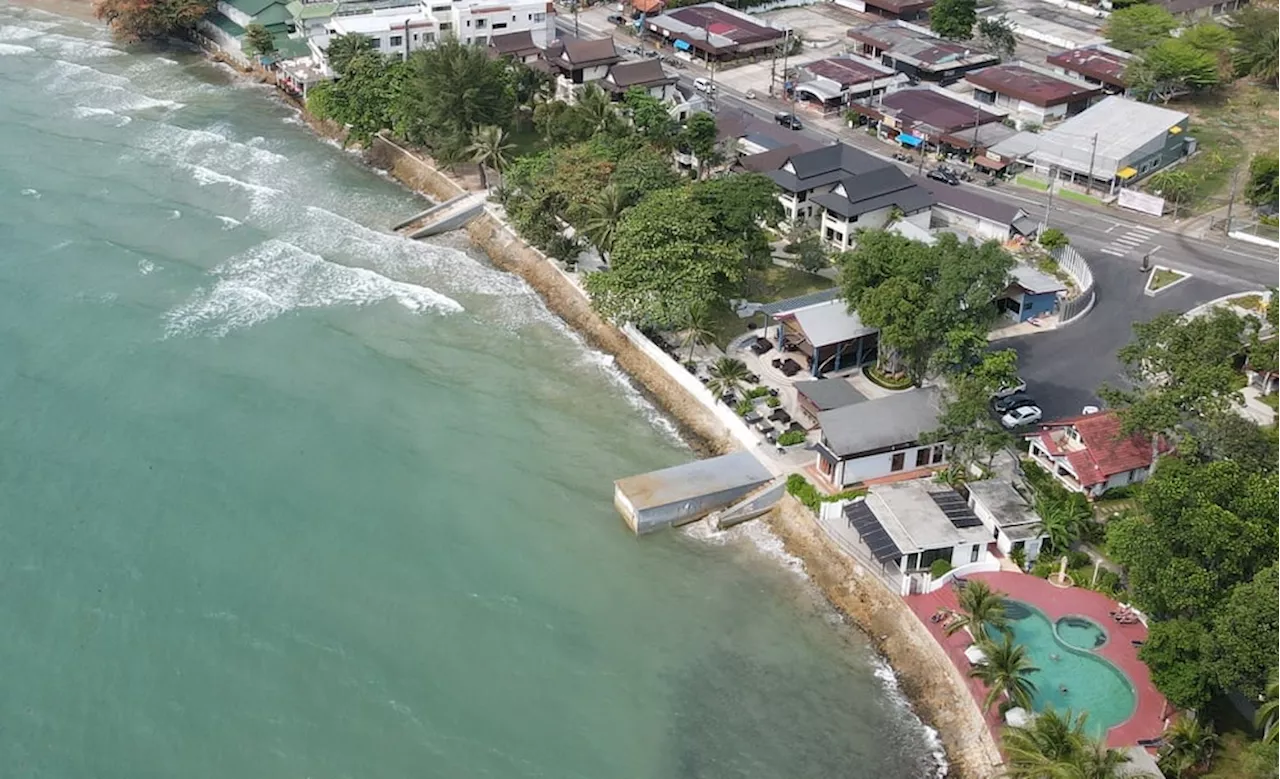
[906,572,1169,751]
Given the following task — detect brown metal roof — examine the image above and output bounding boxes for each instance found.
[803,56,891,87]
[877,88,1003,134]
[965,64,1103,107]
[665,4,782,46]
[1045,47,1130,88]
[555,36,621,68]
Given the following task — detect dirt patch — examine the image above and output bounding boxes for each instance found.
[766,496,1003,779]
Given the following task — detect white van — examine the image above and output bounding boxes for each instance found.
[694,77,716,93]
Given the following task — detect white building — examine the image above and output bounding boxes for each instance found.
[965,479,1048,565]
[1027,411,1168,498]
[814,386,947,487]
[308,0,554,67]
[810,167,934,250]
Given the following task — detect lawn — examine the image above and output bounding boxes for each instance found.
[1149,267,1186,291]
[1057,188,1102,206]
[1158,80,1280,215]
[706,264,834,348]
[1263,393,1279,411]
[1016,175,1049,192]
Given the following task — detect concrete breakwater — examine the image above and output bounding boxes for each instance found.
[363,133,999,778]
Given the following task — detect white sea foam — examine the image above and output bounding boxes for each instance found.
[20,188,40,199]
[39,59,183,113]
[216,215,242,230]
[184,164,282,211]
[168,210,182,220]
[138,260,158,275]
[137,122,288,170]
[163,239,463,338]
[71,105,133,127]
[871,657,950,779]
[36,32,123,59]
[0,42,36,55]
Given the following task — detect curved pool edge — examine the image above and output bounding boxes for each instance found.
[1054,613,1111,651]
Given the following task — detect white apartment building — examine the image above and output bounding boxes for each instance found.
[307,0,554,66]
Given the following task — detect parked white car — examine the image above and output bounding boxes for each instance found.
[694,77,716,94]
[991,377,1027,399]
[1001,405,1043,429]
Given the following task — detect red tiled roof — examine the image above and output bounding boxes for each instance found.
[1037,412,1168,487]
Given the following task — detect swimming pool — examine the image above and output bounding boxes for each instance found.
[1002,600,1136,737]
[1056,615,1109,650]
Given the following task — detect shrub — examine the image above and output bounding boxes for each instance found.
[1098,484,1135,500]
[786,473,822,513]
[1091,569,1122,596]
[1010,547,1026,570]
[930,559,954,578]
[777,429,807,446]
[863,365,915,390]
[1031,557,1056,579]
[1068,550,1092,569]
[683,361,697,373]
[765,396,781,408]
[735,400,754,416]
[1038,228,1069,250]
[746,386,772,399]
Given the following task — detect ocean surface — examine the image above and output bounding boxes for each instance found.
[0,7,943,777]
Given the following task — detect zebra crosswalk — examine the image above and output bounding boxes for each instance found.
[1099,224,1160,257]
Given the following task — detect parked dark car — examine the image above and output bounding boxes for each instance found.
[991,392,1037,414]
[927,167,960,186]
[774,112,802,131]
[607,13,627,24]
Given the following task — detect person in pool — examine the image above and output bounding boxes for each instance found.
[1059,684,1069,694]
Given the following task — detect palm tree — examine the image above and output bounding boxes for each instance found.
[582,184,628,259]
[1257,668,1279,743]
[680,303,716,362]
[324,32,374,76]
[969,632,1039,714]
[576,84,616,135]
[1158,714,1218,778]
[467,124,513,189]
[1004,709,1152,779]
[706,357,751,398]
[1033,494,1091,554]
[944,580,1009,642]
[510,61,553,129]
[1003,707,1089,776]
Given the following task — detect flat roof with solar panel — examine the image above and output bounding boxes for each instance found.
[861,480,992,556]
[928,491,984,529]
[844,500,904,563]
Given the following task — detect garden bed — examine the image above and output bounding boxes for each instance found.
[1144,265,1190,295]
[863,365,915,390]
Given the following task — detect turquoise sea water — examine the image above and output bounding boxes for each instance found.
[1004,601,1136,737]
[0,6,945,777]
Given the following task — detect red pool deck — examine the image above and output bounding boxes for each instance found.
[906,572,1170,749]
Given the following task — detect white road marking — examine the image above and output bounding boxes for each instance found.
[1148,245,1163,255]
[1114,235,1145,244]
[1130,225,1160,235]
[1100,248,1128,256]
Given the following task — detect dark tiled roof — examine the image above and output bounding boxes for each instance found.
[604,58,676,90]
[878,88,1003,134]
[767,143,887,192]
[795,379,866,411]
[911,175,1020,223]
[1045,46,1131,88]
[556,36,621,68]
[488,30,538,56]
[965,65,1103,107]
[811,175,935,219]
[716,110,825,152]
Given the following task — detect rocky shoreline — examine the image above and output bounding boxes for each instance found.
[17,6,1000,770]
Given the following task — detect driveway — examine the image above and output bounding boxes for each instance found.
[1006,252,1237,421]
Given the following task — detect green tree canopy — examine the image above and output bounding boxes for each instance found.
[242,23,277,57]
[926,349,1018,469]
[930,0,977,40]
[836,231,1014,381]
[1129,37,1221,103]
[1246,151,1279,208]
[977,15,1017,60]
[678,112,720,176]
[324,32,374,76]
[94,0,213,41]
[1140,617,1216,710]
[1209,564,1279,700]
[623,88,677,147]
[1105,4,1178,52]
[583,186,747,327]
[1228,5,1279,84]
[305,52,410,146]
[399,39,515,149]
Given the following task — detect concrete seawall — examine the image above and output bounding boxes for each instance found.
[362,132,999,778]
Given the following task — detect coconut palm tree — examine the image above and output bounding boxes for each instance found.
[582,184,628,259]
[680,303,716,362]
[1003,707,1089,776]
[970,632,1039,714]
[1004,709,1152,779]
[1257,667,1279,744]
[1033,494,1091,554]
[467,125,513,190]
[944,579,1010,642]
[1158,714,1218,778]
[706,357,751,398]
[576,84,616,135]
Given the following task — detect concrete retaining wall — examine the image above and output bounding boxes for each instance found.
[926,560,1003,593]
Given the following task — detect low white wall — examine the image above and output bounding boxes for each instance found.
[1229,230,1280,249]
[926,559,1002,592]
[621,323,764,455]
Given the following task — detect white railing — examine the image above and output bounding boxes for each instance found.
[1054,244,1096,324]
[926,559,1003,592]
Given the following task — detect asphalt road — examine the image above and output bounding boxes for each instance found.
[555,16,1277,417]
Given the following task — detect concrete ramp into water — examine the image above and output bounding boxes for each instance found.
[706,477,786,531]
[393,192,487,239]
[613,452,774,535]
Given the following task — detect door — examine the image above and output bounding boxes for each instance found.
[890,452,905,472]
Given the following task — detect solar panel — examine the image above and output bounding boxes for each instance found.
[929,491,984,529]
[844,501,902,563]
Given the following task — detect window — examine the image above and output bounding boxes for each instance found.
[389,35,403,46]
[369,38,381,48]
[914,547,950,572]
[423,31,436,42]
[531,11,546,21]
[970,544,980,563]
[475,18,485,28]
[915,448,930,468]
[796,190,807,202]
[412,33,418,40]
[439,22,452,30]
[431,4,449,10]
[932,445,945,464]
[891,452,905,472]
[493,21,506,28]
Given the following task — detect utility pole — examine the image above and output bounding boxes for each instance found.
[1084,133,1098,196]
[1224,167,1241,238]
[780,27,791,109]
[1042,164,1057,229]
[971,102,981,154]
[769,28,789,98]
[572,0,579,38]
